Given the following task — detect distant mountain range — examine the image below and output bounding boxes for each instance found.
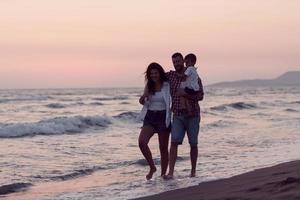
[208,71,300,87]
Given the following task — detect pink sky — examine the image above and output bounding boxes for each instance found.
[0,0,300,88]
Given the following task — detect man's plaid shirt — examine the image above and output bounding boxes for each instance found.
[166,70,204,117]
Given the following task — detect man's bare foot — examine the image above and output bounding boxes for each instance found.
[146,167,157,180]
[163,174,174,180]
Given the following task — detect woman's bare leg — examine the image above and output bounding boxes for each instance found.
[158,131,170,176]
[138,126,156,180]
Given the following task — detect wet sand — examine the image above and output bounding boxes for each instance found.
[1,167,139,200]
[135,160,300,200]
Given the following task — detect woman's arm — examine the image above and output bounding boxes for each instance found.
[139,85,150,105]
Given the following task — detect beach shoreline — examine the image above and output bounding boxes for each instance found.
[135,160,300,200]
[1,87,299,200]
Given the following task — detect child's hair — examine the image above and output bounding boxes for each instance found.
[184,53,197,65]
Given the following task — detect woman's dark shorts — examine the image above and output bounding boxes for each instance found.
[143,110,171,133]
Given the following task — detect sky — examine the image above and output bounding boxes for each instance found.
[0,0,300,88]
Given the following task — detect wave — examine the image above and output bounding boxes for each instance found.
[0,99,9,104]
[202,111,218,116]
[259,101,278,107]
[261,100,300,107]
[50,92,77,96]
[251,112,271,117]
[134,158,161,166]
[0,97,50,103]
[284,108,298,112]
[0,110,142,138]
[210,102,257,111]
[57,98,83,102]
[120,102,130,105]
[89,102,104,106]
[47,167,106,181]
[92,96,128,101]
[132,156,188,166]
[0,182,32,195]
[46,103,66,108]
[74,102,85,106]
[45,102,104,109]
[36,160,136,182]
[205,120,237,128]
[291,101,300,104]
[0,115,112,138]
[35,156,188,183]
[113,111,140,121]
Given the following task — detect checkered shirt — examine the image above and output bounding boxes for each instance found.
[166,70,203,117]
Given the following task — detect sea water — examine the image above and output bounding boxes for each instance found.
[0,87,300,199]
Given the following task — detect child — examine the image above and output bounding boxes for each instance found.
[179,53,199,114]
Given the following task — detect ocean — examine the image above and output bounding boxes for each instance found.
[0,86,300,199]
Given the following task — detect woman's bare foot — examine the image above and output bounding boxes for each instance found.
[163,174,174,180]
[146,167,157,180]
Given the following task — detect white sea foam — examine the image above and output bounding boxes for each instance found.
[0,115,112,138]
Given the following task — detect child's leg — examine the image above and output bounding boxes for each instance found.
[184,87,198,95]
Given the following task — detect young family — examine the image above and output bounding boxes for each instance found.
[138,52,204,180]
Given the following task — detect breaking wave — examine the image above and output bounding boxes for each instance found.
[0,115,112,138]
[210,102,257,111]
[46,103,66,108]
[113,111,140,121]
[0,182,32,195]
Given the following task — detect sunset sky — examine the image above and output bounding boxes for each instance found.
[0,0,300,88]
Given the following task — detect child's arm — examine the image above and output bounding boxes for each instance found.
[186,67,200,91]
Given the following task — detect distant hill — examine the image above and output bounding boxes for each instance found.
[208,71,300,87]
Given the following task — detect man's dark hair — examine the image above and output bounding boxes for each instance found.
[172,52,183,59]
[185,53,197,64]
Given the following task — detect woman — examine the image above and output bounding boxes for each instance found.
[138,62,171,180]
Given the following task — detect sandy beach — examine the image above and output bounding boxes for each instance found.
[136,160,300,200]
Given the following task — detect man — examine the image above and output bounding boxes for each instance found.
[165,52,204,179]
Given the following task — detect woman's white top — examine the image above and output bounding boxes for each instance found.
[148,90,166,111]
[139,82,171,127]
